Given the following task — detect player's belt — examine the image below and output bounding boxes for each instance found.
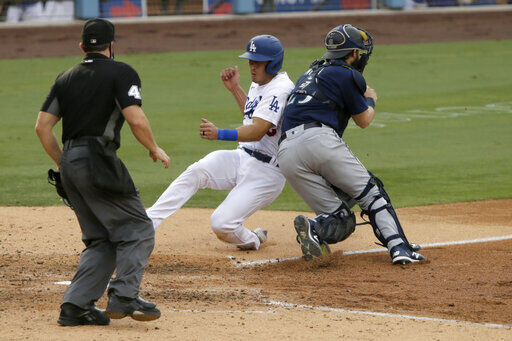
[242,147,272,164]
[278,121,323,145]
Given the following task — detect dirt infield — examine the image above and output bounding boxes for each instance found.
[1,8,512,59]
[1,200,512,339]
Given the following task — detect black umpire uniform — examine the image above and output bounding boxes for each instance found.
[37,19,164,326]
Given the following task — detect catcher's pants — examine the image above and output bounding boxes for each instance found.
[147,148,285,250]
[60,145,155,310]
[277,125,402,249]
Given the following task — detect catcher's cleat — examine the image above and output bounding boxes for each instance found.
[106,294,161,322]
[409,243,422,252]
[253,228,268,244]
[294,215,331,261]
[57,303,110,326]
[390,243,426,265]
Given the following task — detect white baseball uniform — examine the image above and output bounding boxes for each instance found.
[147,72,295,249]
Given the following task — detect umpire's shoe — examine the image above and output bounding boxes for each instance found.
[294,215,331,261]
[106,294,161,321]
[58,303,110,326]
[390,243,426,265]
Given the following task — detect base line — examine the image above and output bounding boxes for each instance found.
[232,234,512,267]
[267,300,512,329]
[167,308,275,314]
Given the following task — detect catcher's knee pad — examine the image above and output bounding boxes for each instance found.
[312,202,356,244]
[356,172,412,249]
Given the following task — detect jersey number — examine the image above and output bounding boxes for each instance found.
[128,85,141,100]
[269,96,280,113]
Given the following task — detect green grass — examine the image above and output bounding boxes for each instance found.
[1,40,511,210]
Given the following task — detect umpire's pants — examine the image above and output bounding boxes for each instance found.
[60,144,155,310]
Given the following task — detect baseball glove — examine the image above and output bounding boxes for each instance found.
[47,169,72,208]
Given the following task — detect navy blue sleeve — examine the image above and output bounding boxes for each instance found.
[317,67,368,116]
[344,71,369,116]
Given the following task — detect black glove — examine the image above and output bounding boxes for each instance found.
[47,169,72,208]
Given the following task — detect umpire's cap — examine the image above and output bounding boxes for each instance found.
[81,18,115,47]
[322,24,372,59]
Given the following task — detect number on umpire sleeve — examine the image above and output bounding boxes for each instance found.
[128,85,141,100]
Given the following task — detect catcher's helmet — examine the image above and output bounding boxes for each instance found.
[239,35,284,75]
[322,24,373,60]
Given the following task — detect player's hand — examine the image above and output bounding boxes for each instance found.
[150,147,170,168]
[199,118,218,140]
[364,85,377,102]
[220,66,240,92]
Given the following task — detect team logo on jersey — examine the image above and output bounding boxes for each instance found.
[299,81,311,89]
[269,96,280,113]
[128,85,141,100]
[244,96,261,119]
[249,40,257,52]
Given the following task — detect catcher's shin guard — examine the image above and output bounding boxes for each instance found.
[311,202,356,244]
[358,172,420,252]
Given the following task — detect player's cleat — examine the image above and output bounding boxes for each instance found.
[409,243,422,252]
[390,243,426,265]
[106,294,161,321]
[57,303,110,326]
[294,215,331,261]
[253,228,268,244]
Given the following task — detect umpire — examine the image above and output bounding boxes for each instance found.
[277,24,426,265]
[35,18,170,326]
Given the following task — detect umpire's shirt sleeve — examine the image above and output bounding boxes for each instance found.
[115,64,143,109]
[41,73,64,117]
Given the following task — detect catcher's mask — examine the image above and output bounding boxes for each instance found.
[239,35,284,75]
[322,24,373,73]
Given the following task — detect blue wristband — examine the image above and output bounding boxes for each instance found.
[366,97,376,109]
[217,129,238,141]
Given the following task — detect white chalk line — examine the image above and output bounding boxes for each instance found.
[230,234,512,267]
[345,101,512,129]
[167,308,276,314]
[266,300,512,330]
[53,281,71,285]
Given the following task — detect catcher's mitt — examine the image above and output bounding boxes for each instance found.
[47,169,72,208]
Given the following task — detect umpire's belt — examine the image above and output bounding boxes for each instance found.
[242,147,272,164]
[278,121,323,145]
[63,136,111,151]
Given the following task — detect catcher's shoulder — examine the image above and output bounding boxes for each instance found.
[350,69,367,93]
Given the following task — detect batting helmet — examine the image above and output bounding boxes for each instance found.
[239,35,284,75]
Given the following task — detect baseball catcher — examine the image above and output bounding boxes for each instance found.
[277,24,426,264]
